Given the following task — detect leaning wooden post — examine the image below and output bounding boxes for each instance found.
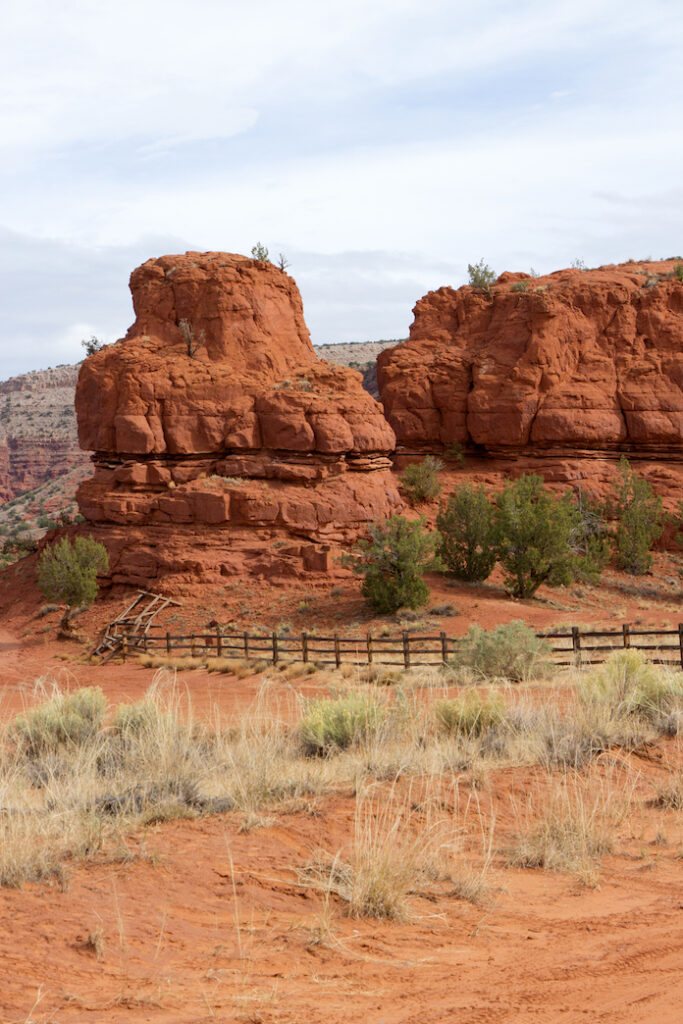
[302,632,309,663]
[572,626,581,666]
[216,626,222,657]
[166,631,171,655]
[272,631,279,665]
[440,631,448,664]
[334,634,341,668]
[402,630,410,669]
[622,623,630,649]
[366,632,373,665]
[121,636,127,662]
[679,623,683,670]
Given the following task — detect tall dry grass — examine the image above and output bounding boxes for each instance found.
[0,649,680,895]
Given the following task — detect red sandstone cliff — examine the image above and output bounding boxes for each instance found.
[75,252,400,586]
[378,260,683,456]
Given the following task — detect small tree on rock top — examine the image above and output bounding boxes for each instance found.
[37,536,109,634]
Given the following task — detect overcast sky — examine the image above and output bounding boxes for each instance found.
[1,0,682,379]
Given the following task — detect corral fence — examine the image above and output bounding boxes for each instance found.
[118,623,683,670]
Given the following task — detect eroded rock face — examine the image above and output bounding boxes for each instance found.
[75,252,399,586]
[378,260,683,454]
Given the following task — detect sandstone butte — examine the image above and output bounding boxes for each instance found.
[75,252,399,587]
[379,260,683,455]
[378,258,683,511]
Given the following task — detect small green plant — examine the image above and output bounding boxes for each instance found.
[611,457,663,574]
[37,536,109,632]
[436,483,496,582]
[467,260,496,291]
[510,278,530,293]
[434,690,506,736]
[251,242,270,262]
[345,516,438,614]
[300,694,385,754]
[452,621,550,682]
[400,456,444,505]
[11,687,106,756]
[570,258,586,270]
[571,488,611,583]
[674,262,683,282]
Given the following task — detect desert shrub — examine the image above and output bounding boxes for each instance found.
[251,242,270,262]
[580,650,683,725]
[300,694,385,754]
[443,441,465,466]
[467,259,496,291]
[11,687,106,756]
[178,318,205,357]
[452,621,550,682]
[437,483,496,581]
[675,262,683,282]
[400,456,444,505]
[81,335,103,357]
[346,515,438,614]
[570,489,611,582]
[434,690,506,736]
[611,457,663,574]
[510,278,530,292]
[492,475,600,598]
[37,536,108,628]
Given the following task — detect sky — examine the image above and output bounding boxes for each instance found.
[1,0,682,378]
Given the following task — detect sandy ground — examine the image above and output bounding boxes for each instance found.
[0,552,682,1023]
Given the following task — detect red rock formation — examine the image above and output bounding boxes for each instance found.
[378,259,683,455]
[76,253,399,587]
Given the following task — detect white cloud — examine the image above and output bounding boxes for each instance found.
[0,0,682,377]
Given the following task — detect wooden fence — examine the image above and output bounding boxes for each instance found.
[121,623,683,670]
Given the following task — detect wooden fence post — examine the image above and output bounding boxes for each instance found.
[402,630,410,669]
[440,631,448,664]
[216,626,222,657]
[121,636,127,662]
[302,632,308,663]
[191,633,196,657]
[334,634,341,668]
[272,631,279,665]
[679,623,683,670]
[366,632,373,665]
[571,626,581,665]
[622,623,630,648]
[166,631,171,655]
[244,631,249,659]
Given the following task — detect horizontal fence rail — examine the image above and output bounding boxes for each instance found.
[112,623,683,671]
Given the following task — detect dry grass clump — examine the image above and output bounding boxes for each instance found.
[507,775,628,884]
[299,693,387,755]
[434,690,507,738]
[580,651,683,730]
[304,782,493,921]
[10,684,106,756]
